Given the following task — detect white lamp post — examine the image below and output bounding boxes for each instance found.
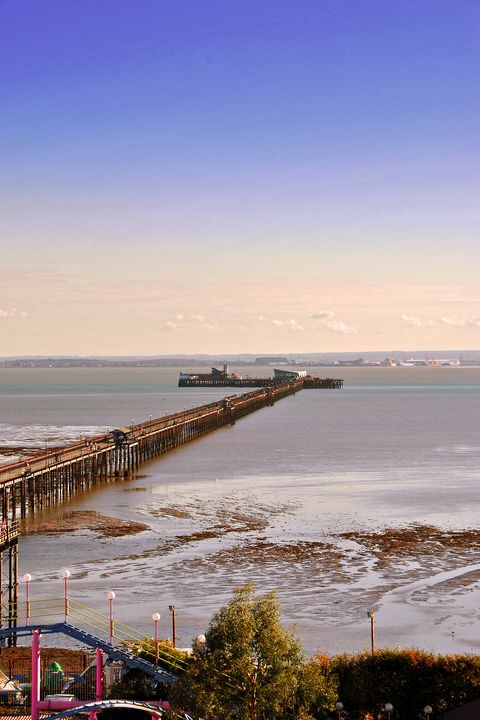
[335,701,344,720]
[60,569,71,622]
[424,706,433,719]
[152,612,161,667]
[107,591,115,644]
[23,574,32,625]
[385,703,393,720]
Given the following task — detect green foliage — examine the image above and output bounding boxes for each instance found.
[100,668,166,719]
[136,638,191,676]
[331,649,480,719]
[171,582,313,720]
[297,656,339,720]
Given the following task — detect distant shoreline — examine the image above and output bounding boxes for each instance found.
[1,358,479,369]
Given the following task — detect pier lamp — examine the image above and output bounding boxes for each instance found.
[367,609,375,653]
[23,574,32,625]
[152,612,160,667]
[195,634,206,654]
[60,569,71,622]
[168,604,176,648]
[385,703,393,720]
[107,591,116,644]
[335,702,344,720]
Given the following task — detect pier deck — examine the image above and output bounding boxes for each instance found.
[178,375,343,389]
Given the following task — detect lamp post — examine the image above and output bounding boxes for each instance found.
[424,706,433,719]
[385,703,393,720]
[169,604,176,648]
[61,569,71,622]
[107,591,115,644]
[23,574,32,625]
[367,609,375,653]
[335,701,344,720]
[152,612,160,667]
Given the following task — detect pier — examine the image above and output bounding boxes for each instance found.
[178,366,344,389]
[0,374,343,634]
[0,379,308,627]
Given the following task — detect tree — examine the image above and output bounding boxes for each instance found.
[296,656,339,720]
[171,583,306,720]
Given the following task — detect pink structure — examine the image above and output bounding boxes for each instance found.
[31,628,41,720]
[31,629,168,719]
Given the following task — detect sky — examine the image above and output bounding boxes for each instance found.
[1,0,479,355]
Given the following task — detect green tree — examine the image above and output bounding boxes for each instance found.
[171,583,307,720]
[296,656,339,720]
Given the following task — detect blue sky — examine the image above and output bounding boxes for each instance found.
[1,1,479,354]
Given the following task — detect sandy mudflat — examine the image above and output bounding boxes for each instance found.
[21,510,149,538]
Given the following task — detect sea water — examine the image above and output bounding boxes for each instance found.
[1,366,479,655]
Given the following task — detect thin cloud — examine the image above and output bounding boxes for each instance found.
[0,307,28,318]
[312,310,357,334]
[271,318,305,331]
[401,314,480,328]
[328,320,357,335]
[160,314,218,332]
[401,314,426,327]
[439,315,480,328]
[311,310,334,320]
[255,312,356,334]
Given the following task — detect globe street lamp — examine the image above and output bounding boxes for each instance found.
[385,703,393,720]
[335,701,344,720]
[23,574,32,625]
[60,569,71,622]
[424,706,433,719]
[152,613,161,667]
[107,591,115,644]
[195,634,206,652]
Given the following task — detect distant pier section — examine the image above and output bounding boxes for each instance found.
[178,365,343,389]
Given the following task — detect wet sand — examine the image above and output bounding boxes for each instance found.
[19,496,480,656]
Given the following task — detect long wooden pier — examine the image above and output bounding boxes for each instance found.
[0,379,307,634]
[0,379,305,522]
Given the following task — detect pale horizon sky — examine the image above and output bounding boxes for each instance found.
[1,1,479,355]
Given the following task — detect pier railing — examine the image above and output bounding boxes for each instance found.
[1,597,189,674]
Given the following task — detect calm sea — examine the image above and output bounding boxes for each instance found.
[1,366,479,655]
